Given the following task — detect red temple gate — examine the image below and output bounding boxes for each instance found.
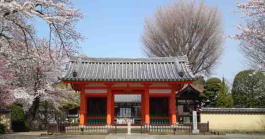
[62,57,194,125]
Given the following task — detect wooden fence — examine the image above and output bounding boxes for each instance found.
[47,122,209,135]
[142,124,192,134]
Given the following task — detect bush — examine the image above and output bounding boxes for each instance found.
[0,123,6,134]
[11,104,30,132]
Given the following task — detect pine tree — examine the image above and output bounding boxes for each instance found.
[216,78,233,108]
[202,77,233,107]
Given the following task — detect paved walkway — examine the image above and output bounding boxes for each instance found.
[1,132,265,139]
[106,134,265,139]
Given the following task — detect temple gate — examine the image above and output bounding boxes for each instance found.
[61,56,195,125]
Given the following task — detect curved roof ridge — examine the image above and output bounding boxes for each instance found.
[70,56,188,63]
[62,56,195,82]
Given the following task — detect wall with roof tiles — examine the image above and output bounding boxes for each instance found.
[201,113,265,131]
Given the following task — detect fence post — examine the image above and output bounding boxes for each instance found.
[207,121,209,132]
[81,126,84,135]
[148,124,150,133]
[115,124,117,134]
[141,124,143,134]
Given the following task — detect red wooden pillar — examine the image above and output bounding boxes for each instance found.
[144,88,150,124]
[111,93,114,124]
[141,93,145,125]
[169,88,177,125]
[80,87,86,125]
[107,88,112,125]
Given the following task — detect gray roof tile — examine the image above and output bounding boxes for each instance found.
[61,56,195,82]
[201,108,265,113]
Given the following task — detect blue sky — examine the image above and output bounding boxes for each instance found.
[47,0,249,83]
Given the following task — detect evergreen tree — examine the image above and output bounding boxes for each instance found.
[193,76,206,86]
[202,77,233,107]
[216,78,233,108]
[202,78,221,107]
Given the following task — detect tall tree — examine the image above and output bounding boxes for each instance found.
[0,0,82,126]
[0,57,14,107]
[234,0,265,69]
[0,0,82,53]
[142,0,223,75]
[215,78,233,108]
[232,70,265,108]
[201,78,221,107]
[202,77,233,107]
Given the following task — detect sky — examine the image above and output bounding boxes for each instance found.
[46,0,249,83]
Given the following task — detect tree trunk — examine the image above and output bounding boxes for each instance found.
[44,101,48,129]
[28,96,40,128]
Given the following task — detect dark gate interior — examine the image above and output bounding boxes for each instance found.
[150,97,169,124]
[87,97,107,124]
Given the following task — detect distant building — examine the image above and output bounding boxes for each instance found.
[177,84,203,124]
[64,107,80,125]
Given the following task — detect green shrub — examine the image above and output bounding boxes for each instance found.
[11,104,30,132]
[0,123,6,134]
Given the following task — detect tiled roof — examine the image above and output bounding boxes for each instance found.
[201,108,265,113]
[176,84,202,99]
[61,56,195,82]
[178,84,204,94]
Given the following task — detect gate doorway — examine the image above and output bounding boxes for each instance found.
[114,94,142,125]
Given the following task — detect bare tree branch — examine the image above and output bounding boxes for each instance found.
[142,0,223,75]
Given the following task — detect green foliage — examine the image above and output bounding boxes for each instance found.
[202,77,233,107]
[193,76,206,86]
[232,70,265,108]
[61,103,79,110]
[0,123,6,134]
[53,82,74,91]
[60,93,80,109]
[55,82,80,109]
[11,104,30,132]
[202,78,222,107]
[215,78,233,108]
[11,105,25,122]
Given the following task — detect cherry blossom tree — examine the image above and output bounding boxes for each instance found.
[0,0,82,125]
[7,39,79,126]
[0,0,82,54]
[234,0,265,69]
[0,57,14,107]
[232,70,265,107]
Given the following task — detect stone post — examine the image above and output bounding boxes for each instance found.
[192,111,199,134]
[127,120,131,134]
